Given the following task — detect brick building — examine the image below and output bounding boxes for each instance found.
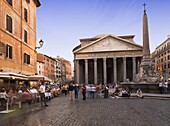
[0,0,41,87]
[57,57,72,83]
[151,36,170,80]
[55,59,62,83]
[37,53,44,75]
[37,53,56,82]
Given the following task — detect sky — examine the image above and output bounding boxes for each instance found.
[36,0,170,65]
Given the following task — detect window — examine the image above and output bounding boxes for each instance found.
[26,0,30,3]
[6,0,12,6]
[168,55,170,60]
[24,30,27,43]
[168,63,170,68]
[24,8,28,22]
[24,53,30,64]
[164,64,166,69]
[6,44,12,59]
[6,15,12,33]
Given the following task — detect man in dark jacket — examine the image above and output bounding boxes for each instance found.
[74,84,79,100]
[68,83,74,101]
[82,84,86,100]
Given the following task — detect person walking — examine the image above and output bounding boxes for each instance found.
[82,84,86,100]
[0,88,8,108]
[104,85,109,98]
[159,81,163,94]
[74,84,79,100]
[68,83,74,101]
[39,82,48,107]
[164,80,168,94]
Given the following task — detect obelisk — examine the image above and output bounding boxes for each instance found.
[136,3,159,83]
[141,3,152,65]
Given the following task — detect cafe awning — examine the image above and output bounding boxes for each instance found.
[27,75,52,82]
[0,72,28,80]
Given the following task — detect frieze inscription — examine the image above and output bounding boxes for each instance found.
[75,51,142,59]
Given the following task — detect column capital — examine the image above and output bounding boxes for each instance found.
[94,58,97,62]
[85,59,88,63]
[103,58,107,61]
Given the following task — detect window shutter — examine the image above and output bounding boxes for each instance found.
[24,30,27,43]
[9,46,12,59]
[6,45,8,58]
[7,0,12,6]
[28,55,30,64]
[24,53,26,63]
[6,16,8,31]
[0,42,5,54]
[9,16,12,33]
[24,8,28,22]
[6,15,12,33]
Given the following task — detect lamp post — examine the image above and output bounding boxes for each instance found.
[35,39,44,49]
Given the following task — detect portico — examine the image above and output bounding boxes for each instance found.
[73,34,143,84]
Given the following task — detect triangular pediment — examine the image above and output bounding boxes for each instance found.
[74,35,143,53]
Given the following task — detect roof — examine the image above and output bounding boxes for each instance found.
[34,0,41,7]
[72,44,81,52]
[155,37,170,50]
[73,34,142,53]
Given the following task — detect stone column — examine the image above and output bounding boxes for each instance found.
[85,59,88,84]
[75,60,80,84]
[103,58,107,84]
[94,58,97,84]
[132,57,136,81]
[123,57,126,82]
[113,58,117,83]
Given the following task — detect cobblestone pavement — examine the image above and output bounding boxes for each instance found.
[1,95,170,126]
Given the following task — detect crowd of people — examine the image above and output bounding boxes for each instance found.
[0,83,61,110]
[159,80,169,94]
[0,80,169,111]
[63,83,144,101]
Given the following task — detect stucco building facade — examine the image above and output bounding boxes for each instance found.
[56,57,72,83]
[151,36,170,80]
[0,0,40,75]
[73,34,143,84]
[0,0,40,88]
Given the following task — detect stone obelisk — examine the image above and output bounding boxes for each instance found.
[136,3,159,83]
[141,3,153,65]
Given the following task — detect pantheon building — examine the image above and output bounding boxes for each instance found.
[73,34,143,84]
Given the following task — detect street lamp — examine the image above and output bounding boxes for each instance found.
[35,39,44,49]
